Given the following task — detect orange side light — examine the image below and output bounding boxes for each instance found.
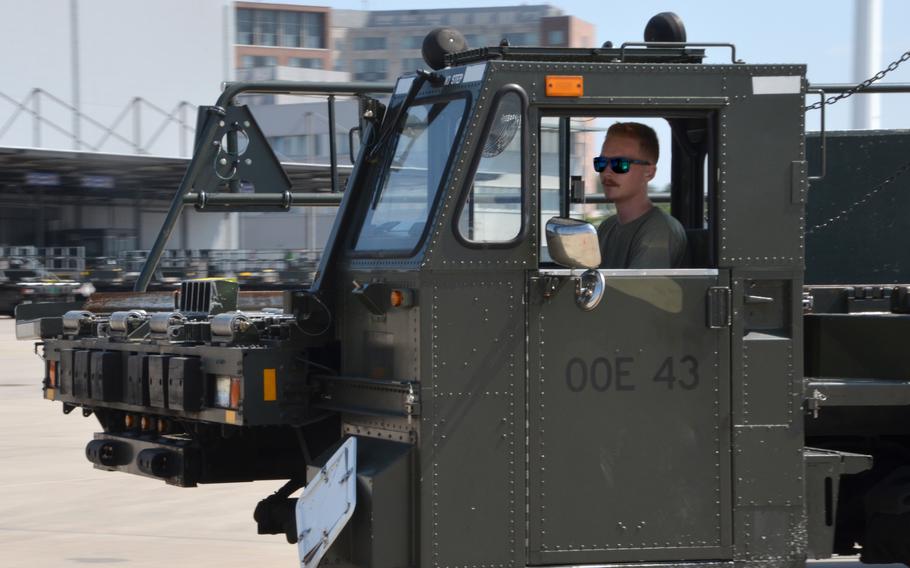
[263,369,277,402]
[229,377,242,409]
[390,290,404,308]
[546,75,584,97]
[47,361,57,387]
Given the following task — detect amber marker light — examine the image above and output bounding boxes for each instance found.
[389,288,414,309]
[124,414,136,429]
[140,416,152,431]
[545,75,584,97]
[47,361,57,387]
[263,369,277,402]
[229,377,241,410]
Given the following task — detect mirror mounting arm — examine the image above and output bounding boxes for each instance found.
[541,275,567,299]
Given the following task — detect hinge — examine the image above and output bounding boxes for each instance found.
[791,160,808,205]
[405,383,420,419]
[707,286,731,329]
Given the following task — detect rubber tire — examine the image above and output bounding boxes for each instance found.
[860,511,910,565]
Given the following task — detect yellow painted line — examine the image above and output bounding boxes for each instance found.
[263,369,277,401]
[224,410,237,424]
[44,388,56,400]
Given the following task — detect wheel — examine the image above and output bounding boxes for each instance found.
[860,511,910,565]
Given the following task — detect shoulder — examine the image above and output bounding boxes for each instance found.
[635,208,688,257]
[644,207,685,237]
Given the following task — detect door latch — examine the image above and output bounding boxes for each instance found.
[707,286,731,328]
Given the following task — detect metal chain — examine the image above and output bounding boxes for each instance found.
[807,158,910,234]
[805,49,910,111]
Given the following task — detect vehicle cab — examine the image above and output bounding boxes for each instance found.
[328,25,810,568]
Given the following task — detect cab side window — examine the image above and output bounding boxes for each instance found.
[538,115,714,268]
[456,91,525,244]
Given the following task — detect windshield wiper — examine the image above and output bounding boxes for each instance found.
[366,69,443,166]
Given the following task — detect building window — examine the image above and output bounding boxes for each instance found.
[280,12,301,48]
[302,12,325,48]
[401,58,425,72]
[237,9,254,44]
[353,59,388,81]
[505,32,538,46]
[258,10,278,46]
[271,133,338,161]
[547,29,566,45]
[401,36,424,49]
[353,36,387,50]
[240,55,277,69]
[238,9,325,49]
[464,34,481,47]
[288,57,324,69]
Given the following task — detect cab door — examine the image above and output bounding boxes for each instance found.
[526,113,731,564]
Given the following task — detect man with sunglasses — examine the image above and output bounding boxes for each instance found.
[593,122,687,268]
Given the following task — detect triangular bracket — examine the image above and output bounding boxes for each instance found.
[191,105,291,195]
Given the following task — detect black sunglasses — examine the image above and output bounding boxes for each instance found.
[593,156,652,174]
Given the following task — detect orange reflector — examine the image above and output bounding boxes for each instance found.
[229,377,241,409]
[546,75,584,97]
[263,369,277,401]
[140,416,152,431]
[47,361,57,388]
[157,419,169,434]
[225,410,237,424]
[125,414,136,429]
[390,290,404,308]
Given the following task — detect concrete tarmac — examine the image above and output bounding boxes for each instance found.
[0,316,296,568]
[0,317,904,568]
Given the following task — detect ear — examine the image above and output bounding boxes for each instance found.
[645,165,656,181]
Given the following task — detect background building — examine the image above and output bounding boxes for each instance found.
[333,6,594,81]
[235,3,332,72]
[0,1,595,270]
[232,4,595,83]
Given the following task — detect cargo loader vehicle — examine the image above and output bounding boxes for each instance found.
[15,12,910,567]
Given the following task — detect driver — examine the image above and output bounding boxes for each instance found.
[594,122,687,268]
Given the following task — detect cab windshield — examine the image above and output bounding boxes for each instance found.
[353,95,468,253]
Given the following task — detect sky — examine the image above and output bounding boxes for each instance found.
[310,0,910,132]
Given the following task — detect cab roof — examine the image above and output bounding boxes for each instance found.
[447,45,708,67]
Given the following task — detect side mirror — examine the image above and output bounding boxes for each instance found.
[545,217,601,269]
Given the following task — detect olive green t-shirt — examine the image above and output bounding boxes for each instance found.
[596,207,687,268]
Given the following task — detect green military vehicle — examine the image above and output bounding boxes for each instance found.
[14,13,910,567]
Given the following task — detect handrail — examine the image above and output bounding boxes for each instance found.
[619,42,742,64]
[215,81,394,107]
[134,81,394,293]
[807,89,826,181]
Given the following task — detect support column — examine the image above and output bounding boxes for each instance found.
[852,0,882,129]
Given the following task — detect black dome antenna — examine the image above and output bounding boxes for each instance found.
[644,12,686,43]
[422,28,468,70]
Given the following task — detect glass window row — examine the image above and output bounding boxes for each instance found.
[237,9,325,49]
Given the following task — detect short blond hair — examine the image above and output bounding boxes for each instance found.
[606,122,659,163]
